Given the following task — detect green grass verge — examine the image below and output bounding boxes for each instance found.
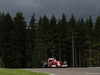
[0,68,49,75]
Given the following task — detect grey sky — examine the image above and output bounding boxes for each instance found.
[0,0,100,23]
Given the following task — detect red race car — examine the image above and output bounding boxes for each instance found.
[43,58,68,68]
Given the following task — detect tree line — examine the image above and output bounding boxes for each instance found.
[0,12,100,68]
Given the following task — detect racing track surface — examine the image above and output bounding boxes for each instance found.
[22,67,100,75]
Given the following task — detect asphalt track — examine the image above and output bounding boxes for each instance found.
[22,67,100,75]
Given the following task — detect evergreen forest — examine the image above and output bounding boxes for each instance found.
[0,12,100,68]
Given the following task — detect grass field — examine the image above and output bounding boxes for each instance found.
[0,68,49,75]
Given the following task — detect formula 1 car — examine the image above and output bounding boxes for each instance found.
[43,58,68,68]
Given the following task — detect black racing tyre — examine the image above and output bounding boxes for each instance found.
[64,61,67,65]
[43,62,48,68]
[49,61,52,65]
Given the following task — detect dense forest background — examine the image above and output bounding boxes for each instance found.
[0,12,100,68]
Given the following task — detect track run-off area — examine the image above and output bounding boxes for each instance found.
[22,67,100,75]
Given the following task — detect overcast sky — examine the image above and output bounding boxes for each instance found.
[0,0,100,23]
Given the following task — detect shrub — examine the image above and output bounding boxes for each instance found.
[0,58,5,68]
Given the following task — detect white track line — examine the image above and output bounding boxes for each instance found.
[50,74,55,75]
[48,73,55,75]
[86,73,100,75]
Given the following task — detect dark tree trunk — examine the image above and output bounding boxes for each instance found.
[79,49,81,67]
[45,43,47,61]
[75,48,77,67]
[72,29,74,68]
[59,46,61,61]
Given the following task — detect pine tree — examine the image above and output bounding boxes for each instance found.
[35,15,49,67]
[0,13,14,68]
[0,13,5,57]
[13,12,26,68]
[57,13,67,61]
[49,15,57,58]
[35,16,43,67]
[94,16,100,50]
[25,14,36,68]
[93,16,100,66]
[76,18,85,67]
[69,14,76,67]
[84,16,94,67]
[41,15,50,61]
